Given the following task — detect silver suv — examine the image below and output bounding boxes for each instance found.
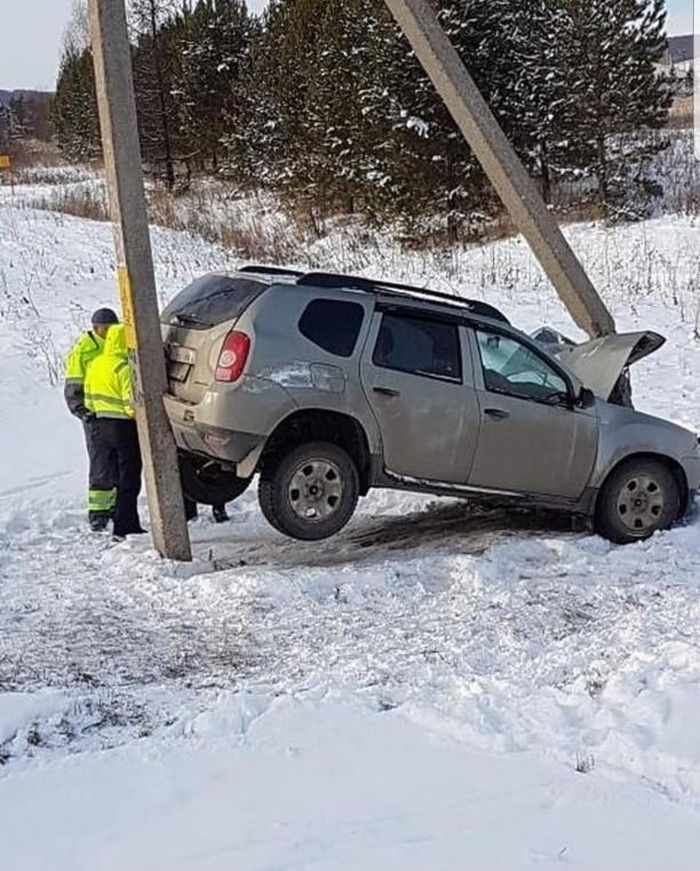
[161,267,700,544]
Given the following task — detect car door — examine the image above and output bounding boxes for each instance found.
[467,326,598,499]
[360,309,480,484]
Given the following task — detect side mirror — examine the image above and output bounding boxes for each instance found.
[577,387,596,409]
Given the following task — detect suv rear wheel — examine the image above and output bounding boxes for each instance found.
[259,442,359,540]
[596,457,681,544]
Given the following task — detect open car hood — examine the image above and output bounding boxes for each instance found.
[552,331,666,400]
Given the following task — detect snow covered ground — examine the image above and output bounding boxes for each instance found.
[1,195,700,869]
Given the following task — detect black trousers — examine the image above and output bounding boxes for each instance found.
[96,418,143,536]
[84,420,117,521]
[184,498,229,523]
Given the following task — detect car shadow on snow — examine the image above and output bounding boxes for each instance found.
[206,501,582,572]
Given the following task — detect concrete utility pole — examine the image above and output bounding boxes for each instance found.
[88,0,192,561]
[384,0,616,338]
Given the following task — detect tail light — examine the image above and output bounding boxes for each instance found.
[215,331,250,383]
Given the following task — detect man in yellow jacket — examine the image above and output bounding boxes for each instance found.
[64,309,119,530]
[84,324,145,541]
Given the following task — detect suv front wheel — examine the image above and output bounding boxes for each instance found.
[258,442,359,540]
[595,457,681,544]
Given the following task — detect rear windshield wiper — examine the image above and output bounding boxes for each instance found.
[172,313,211,328]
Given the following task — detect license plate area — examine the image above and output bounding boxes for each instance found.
[168,361,191,382]
[166,343,195,383]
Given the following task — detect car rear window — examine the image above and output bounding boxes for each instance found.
[161,275,266,330]
[298,299,365,357]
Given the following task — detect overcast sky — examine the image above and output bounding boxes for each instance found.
[0,0,694,92]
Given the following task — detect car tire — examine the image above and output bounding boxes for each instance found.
[595,457,681,544]
[258,442,359,541]
[179,453,251,506]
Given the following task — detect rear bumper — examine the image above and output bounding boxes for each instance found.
[163,394,264,465]
[163,375,294,466]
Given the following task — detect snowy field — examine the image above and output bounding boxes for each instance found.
[1,195,700,869]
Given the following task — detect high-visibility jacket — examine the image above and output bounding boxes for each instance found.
[64,331,104,418]
[84,325,135,420]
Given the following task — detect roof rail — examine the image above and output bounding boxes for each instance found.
[297,272,378,292]
[297,271,509,324]
[239,264,305,278]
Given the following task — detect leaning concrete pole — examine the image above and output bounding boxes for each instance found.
[384,0,615,338]
[88,0,192,561]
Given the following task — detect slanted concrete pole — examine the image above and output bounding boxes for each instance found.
[88,0,192,561]
[384,0,616,338]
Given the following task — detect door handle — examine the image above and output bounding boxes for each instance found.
[373,386,401,397]
[484,408,510,420]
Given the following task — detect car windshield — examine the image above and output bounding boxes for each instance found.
[161,275,266,330]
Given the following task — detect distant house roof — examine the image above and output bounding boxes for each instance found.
[662,35,695,66]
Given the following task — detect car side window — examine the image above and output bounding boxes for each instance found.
[373,313,462,382]
[475,329,569,403]
[298,299,365,357]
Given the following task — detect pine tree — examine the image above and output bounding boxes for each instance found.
[265,0,388,220]
[249,0,327,218]
[6,97,29,142]
[220,11,263,183]
[240,3,286,190]
[300,0,373,214]
[558,0,671,209]
[0,104,9,152]
[355,0,517,237]
[51,46,101,162]
[174,0,255,177]
[131,0,181,188]
[503,0,577,203]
